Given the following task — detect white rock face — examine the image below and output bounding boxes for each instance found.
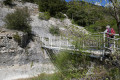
[0,28,56,80]
[0,8,15,27]
[0,1,88,80]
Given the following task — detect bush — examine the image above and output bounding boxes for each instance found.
[3,0,12,5]
[39,12,51,20]
[55,12,66,19]
[38,0,67,17]
[13,32,21,45]
[49,26,60,36]
[21,0,35,3]
[4,8,31,33]
[85,19,117,33]
[54,51,90,79]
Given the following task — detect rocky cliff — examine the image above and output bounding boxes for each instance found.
[0,1,88,80]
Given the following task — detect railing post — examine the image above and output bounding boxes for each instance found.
[59,36,61,50]
[42,37,44,46]
[83,41,84,48]
[67,38,68,50]
[83,36,85,48]
[54,36,55,47]
[113,36,116,49]
[103,32,105,48]
[49,37,50,47]
[51,37,52,48]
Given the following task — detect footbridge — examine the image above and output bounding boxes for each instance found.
[37,32,120,57]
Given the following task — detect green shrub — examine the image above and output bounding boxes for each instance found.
[39,12,51,20]
[55,12,66,19]
[49,26,60,36]
[53,51,90,79]
[13,32,21,45]
[85,19,117,33]
[38,0,67,17]
[21,0,35,3]
[109,68,120,80]
[4,8,31,33]
[3,0,12,5]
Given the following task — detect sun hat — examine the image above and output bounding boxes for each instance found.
[106,25,110,29]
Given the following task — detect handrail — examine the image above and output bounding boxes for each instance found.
[100,32,119,36]
[37,31,120,55]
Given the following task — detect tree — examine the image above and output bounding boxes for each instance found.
[108,0,120,35]
[3,0,12,5]
[86,0,120,35]
[66,0,104,27]
[4,8,31,33]
[21,0,35,3]
[38,0,67,16]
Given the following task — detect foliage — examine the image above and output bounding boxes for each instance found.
[22,51,90,80]
[53,51,90,79]
[49,26,60,36]
[38,0,67,16]
[86,19,117,33]
[3,0,12,5]
[39,12,51,20]
[21,0,35,3]
[4,8,31,33]
[13,32,21,45]
[30,73,62,80]
[55,12,66,20]
[66,1,104,27]
[108,68,120,80]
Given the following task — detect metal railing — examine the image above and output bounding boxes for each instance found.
[37,32,120,55]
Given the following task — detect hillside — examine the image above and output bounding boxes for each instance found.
[0,0,120,80]
[67,1,117,33]
[0,1,88,80]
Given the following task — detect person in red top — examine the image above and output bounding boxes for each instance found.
[104,25,115,49]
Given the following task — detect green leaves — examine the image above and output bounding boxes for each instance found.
[66,1,104,27]
[38,0,67,16]
[49,26,60,36]
[3,0,12,5]
[39,12,51,20]
[4,8,31,33]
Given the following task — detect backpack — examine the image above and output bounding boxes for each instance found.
[108,28,115,36]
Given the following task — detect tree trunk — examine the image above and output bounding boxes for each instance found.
[117,22,120,35]
[111,0,120,36]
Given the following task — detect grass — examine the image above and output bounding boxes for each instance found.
[19,50,91,80]
[13,32,21,45]
[39,12,51,20]
[31,61,34,67]
[49,26,60,36]
[18,49,120,80]
[18,73,62,80]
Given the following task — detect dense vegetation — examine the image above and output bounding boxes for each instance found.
[39,12,51,20]
[22,50,120,80]
[38,0,67,17]
[21,0,35,3]
[67,1,104,26]
[49,26,60,36]
[4,8,31,34]
[3,0,12,5]
[22,0,117,33]
[66,1,117,33]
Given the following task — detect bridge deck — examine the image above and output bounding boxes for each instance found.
[42,46,104,56]
[39,32,120,57]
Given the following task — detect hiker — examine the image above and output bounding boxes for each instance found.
[104,25,115,49]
